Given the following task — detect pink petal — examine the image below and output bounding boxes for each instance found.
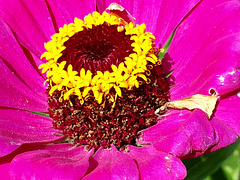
[1,144,47,164]
[0,137,20,158]
[0,109,61,157]
[181,85,240,157]
[97,0,201,46]
[214,94,240,136]
[165,0,240,100]
[0,19,47,111]
[0,163,11,180]
[203,60,240,96]
[9,144,93,179]
[0,57,47,111]
[46,0,96,30]
[208,117,238,153]
[183,112,239,158]
[139,109,218,157]
[125,145,186,179]
[0,0,56,57]
[84,145,139,179]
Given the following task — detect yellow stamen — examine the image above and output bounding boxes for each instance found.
[39,11,160,105]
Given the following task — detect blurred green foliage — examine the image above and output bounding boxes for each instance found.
[205,141,240,180]
[182,139,240,180]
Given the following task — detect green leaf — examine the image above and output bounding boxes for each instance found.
[205,167,229,180]
[218,142,240,180]
[27,111,50,117]
[158,29,176,60]
[165,69,174,79]
[182,139,240,180]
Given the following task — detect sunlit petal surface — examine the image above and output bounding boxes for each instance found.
[0,0,239,179]
[166,0,240,99]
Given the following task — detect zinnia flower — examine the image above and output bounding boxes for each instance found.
[0,0,239,179]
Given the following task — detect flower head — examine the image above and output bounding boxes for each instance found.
[38,7,170,150]
[0,0,240,179]
[39,10,160,104]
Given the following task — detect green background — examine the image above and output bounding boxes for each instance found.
[183,139,240,180]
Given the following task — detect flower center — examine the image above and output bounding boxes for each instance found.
[57,22,134,74]
[39,10,170,149]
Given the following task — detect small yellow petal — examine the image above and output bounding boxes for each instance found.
[80,68,86,77]
[83,87,92,97]
[114,86,122,97]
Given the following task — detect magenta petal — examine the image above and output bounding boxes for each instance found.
[0,57,47,111]
[1,144,47,164]
[209,117,238,153]
[138,111,192,157]
[0,163,11,180]
[0,109,61,157]
[84,145,139,179]
[0,137,20,158]
[198,35,240,96]
[166,0,240,99]
[0,19,47,111]
[0,0,56,56]
[126,145,186,179]
[0,18,45,93]
[139,109,218,157]
[151,0,201,46]
[97,0,201,46]
[9,144,93,179]
[46,0,96,29]
[210,67,240,95]
[215,94,240,136]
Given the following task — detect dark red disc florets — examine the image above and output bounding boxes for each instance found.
[57,22,134,74]
[48,62,169,149]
